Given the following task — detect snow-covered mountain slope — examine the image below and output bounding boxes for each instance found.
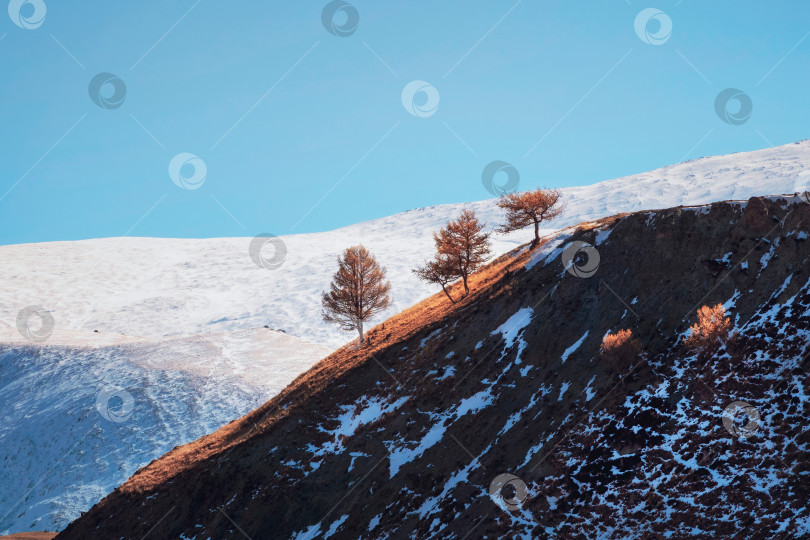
[2,141,809,349]
[0,329,330,534]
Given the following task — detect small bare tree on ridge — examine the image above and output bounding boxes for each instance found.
[322,245,391,346]
[413,254,458,303]
[434,208,491,296]
[497,188,565,247]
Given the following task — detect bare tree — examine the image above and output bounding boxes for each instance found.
[413,254,458,303]
[435,208,491,295]
[322,245,391,346]
[497,188,565,247]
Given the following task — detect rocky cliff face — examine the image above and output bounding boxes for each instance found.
[58,196,810,539]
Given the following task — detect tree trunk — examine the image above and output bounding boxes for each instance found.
[462,274,470,295]
[532,219,540,247]
[356,321,364,346]
[440,283,456,303]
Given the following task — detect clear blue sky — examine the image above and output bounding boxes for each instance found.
[1,0,808,245]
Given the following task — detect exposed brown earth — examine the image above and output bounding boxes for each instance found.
[58,196,810,539]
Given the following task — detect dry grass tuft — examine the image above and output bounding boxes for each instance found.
[600,329,641,373]
[683,304,731,350]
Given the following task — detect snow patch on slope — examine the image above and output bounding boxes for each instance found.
[561,331,589,364]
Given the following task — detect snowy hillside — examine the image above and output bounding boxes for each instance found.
[2,140,810,534]
[0,330,330,534]
[2,141,809,349]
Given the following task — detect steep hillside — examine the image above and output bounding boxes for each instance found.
[3,141,810,349]
[58,195,810,538]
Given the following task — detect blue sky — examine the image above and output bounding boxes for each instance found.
[1,0,808,245]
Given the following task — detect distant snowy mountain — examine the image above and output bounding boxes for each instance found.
[2,141,809,349]
[1,140,810,534]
